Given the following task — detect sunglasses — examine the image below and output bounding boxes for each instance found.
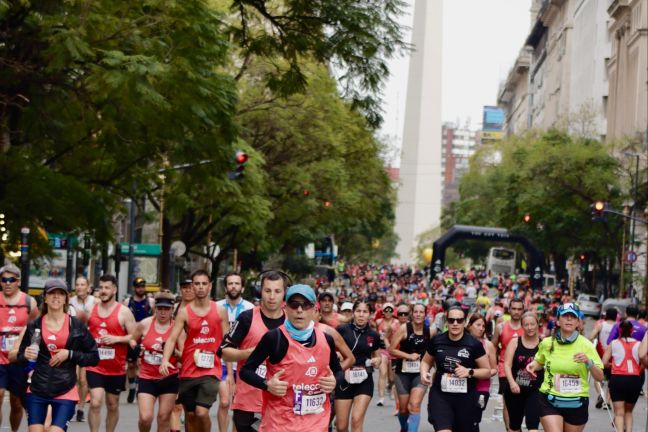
[1,277,17,284]
[397,312,409,316]
[287,300,315,311]
[447,317,465,324]
[383,308,394,313]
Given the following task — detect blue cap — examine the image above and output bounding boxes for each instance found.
[557,302,581,318]
[285,284,316,303]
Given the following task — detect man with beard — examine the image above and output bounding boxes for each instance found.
[123,277,155,403]
[87,274,136,432]
[219,270,287,431]
[215,272,253,431]
[160,270,231,432]
[0,264,38,432]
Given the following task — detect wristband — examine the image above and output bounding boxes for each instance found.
[585,359,593,369]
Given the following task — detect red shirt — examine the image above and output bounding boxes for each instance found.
[0,292,30,365]
[498,321,524,377]
[232,307,269,412]
[180,302,223,379]
[260,326,331,432]
[40,314,79,401]
[87,303,128,376]
[140,320,177,380]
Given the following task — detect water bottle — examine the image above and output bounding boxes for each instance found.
[25,329,41,373]
[478,394,485,409]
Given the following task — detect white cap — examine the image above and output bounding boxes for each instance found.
[340,302,354,312]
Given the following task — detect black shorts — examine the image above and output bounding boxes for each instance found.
[177,376,220,412]
[127,345,141,363]
[335,377,374,400]
[538,393,589,426]
[498,376,508,395]
[137,375,179,398]
[232,409,261,432]
[86,371,126,395]
[609,374,643,404]
[0,363,27,397]
[428,387,480,432]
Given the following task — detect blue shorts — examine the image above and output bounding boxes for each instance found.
[221,365,237,383]
[26,393,76,431]
[0,363,27,396]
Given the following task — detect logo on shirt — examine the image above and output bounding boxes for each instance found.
[307,356,317,363]
[100,322,107,328]
[457,348,469,358]
[305,366,318,377]
[366,336,374,347]
[200,326,210,335]
[7,316,16,324]
[8,309,15,315]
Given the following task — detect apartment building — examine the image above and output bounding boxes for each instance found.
[441,123,478,207]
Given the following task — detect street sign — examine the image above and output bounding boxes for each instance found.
[119,243,162,256]
[625,250,637,264]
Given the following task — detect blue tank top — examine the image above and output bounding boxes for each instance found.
[128,297,152,322]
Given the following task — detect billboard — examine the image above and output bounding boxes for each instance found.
[482,106,505,132]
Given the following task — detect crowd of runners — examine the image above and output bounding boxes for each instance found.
[0,261,647,432]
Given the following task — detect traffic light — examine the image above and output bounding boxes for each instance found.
[522,213,531,223]
[0,213,5,242]
[590,200,608,221]
[228,150,248,180]
[579,254,586,261]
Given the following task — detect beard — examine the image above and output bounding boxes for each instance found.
[100,293,115,303]
[226,290,242,300]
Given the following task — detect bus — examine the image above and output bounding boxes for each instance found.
[486,247,516,276]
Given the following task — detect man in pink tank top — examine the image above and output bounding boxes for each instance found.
[0,264,38,432]
[160,269,231,432]
[219,270,287,432]
[86,274,136,432]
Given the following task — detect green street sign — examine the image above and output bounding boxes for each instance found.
[119,243,162,256]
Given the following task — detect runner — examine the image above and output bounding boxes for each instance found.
[525,302,604,432]
[215,271,253,432]
[132,292,182,432]
[602,320,642,432]
[335,301,382,432]
[319,291,348,328]
[466,314,497,423]
[389,304,433,432]
[171,278,194,432]
[606,305,647,344]
[85,274,136,432]
[503,312,542,432]
[491,297,524,431]
[0,263,38,432]
[588,308,617,409]
[375,302,399,407]
[14,278,99,432]
[160,269,230,432]
[420,305,491,432]
[219,270,287,432]
[70,275,96,422]
[239,284,341,431]
[123,277,154,404]
[340,302,354,322]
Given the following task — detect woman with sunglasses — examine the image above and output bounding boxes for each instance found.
[503,312,542,432]
[420,306,491,432]
[389,304,433,432]
[466,315,497,421]
[240,284,341,431]
[375,302,399,407]
[335,301,381,432]
[132,292,182,432]
[525,303,603,432]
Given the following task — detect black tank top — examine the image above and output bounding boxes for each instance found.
[511,338,542,390]
[396,322,429,374]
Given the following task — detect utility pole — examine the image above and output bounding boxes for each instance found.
[126,181,137,298]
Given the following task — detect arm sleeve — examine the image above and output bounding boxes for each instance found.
[217,310,252,355]
[239,330,284,391]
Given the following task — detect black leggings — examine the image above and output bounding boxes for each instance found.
[232,409,260,432]
[504,388,540,431]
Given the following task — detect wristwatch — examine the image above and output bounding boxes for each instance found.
[469,368,474,377]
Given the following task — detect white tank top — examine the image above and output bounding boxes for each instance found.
[599,321,614,349]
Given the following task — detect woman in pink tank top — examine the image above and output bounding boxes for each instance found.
[467,314,498,418]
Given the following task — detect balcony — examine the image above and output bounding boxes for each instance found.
[607,0,630,19]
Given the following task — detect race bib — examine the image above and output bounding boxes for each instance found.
[256,364,267,379]
[440,373,467,393]
[98,347,115,360]
[515,370,533,387]
[554,374,581,394]
[347,367,368,384]
[194,350,215,369]
[402,360,421,373]
[1,335,18,352]
[143,350,163,366]
[293,390,326,415]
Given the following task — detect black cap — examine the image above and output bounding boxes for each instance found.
[44,278,69,294]
[318,291,335,301]
[179,278,192,286]
[133,277,146,286]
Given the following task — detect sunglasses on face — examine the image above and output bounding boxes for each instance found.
[1,277,17,284]
[397,312,409,316]
[287,300,315,311]
[383,308,393,313]
[447,317,465,324]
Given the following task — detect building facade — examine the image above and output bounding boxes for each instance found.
[441,123,478,207]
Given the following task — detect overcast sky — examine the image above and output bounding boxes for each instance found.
[380,0,532,152]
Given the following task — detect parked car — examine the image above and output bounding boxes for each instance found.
[577,294,602,317]
[601,297,640,317]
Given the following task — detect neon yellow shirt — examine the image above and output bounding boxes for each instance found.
[476,296,490,307]
[535,334,603,398]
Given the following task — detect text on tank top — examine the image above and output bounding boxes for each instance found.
[140,320,177,380]
[511,338,542,389]
[610,338,641,376]
[260,326,331,432]
[181,301,223,379]
[38,314,79,401]
[396,323,429,374]
[0,292,30,363]
[498,321,524,376]
[86,303,128,376]
[232,307,270,412]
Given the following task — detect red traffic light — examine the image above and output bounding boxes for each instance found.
[235,151,248,165]
[579,254,586,261]
[523,213,531,223]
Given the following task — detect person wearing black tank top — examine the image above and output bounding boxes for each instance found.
[388,304,432,432]
[504,312,542,432]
